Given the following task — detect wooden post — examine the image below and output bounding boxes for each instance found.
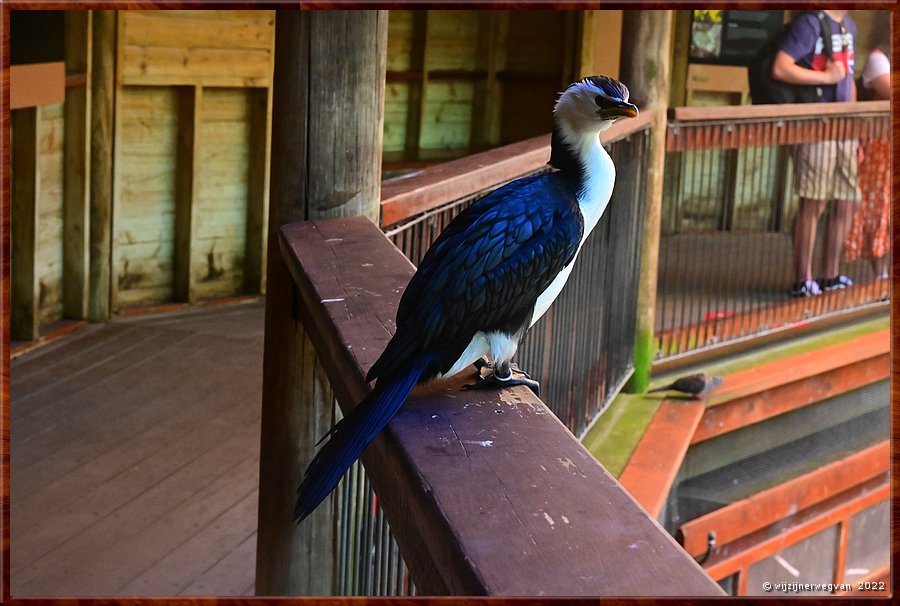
[173,85,201,303]
[62,10,92,320]
[10,107,40,341]
[620,10,672,393]
[255,10,387,596]
[87,10,115,321]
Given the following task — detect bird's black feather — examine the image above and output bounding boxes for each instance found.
[366,172,584,384]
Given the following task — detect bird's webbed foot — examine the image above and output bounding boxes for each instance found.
[462,361,541,398]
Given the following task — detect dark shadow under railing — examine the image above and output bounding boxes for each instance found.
[657,101,890,361]
[279,215,724,596]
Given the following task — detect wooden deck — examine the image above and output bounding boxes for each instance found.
[10,301,265,597]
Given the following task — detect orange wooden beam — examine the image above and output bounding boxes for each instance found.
[678,441,889,558]
[704,481,888,580]
[693,349,889,444]
[618,400,705,518]
[701,328,888,409]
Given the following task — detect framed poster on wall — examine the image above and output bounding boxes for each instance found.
[690,10,783,66]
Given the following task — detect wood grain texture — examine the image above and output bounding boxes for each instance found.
[118,10,274,88]
[192,88,252,301]
[10,107,39,341]
[62,10,91,320]
[173,85,200,303]
[254,10,388,596]
[35,102,65,328]
[113,86,178,308]
[10,304,264,596]
[88,10,115,321]
[278,216,723,596]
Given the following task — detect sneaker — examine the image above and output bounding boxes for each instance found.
[818,275,854,291]
[791,280,822,297]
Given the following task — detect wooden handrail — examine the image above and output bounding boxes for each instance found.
[279,215,724,596]
[380,109,655,228]
[670,100,889,122]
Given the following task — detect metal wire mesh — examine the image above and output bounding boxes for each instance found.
[656,110,891,359]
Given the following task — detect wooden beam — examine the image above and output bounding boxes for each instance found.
[63,10,91,320]
[618,400,705,518]
[243,87,272,296]
[173,85,201,303]
[278,216,724,596]
[10,107,40,341]
[469,12,507,151]
[620,10,672,392]
[255,10,388,596]
[403,10,428,163]
[87,10,116,321]
[692,338,889,443]
[677,441,889,558]
[704,479,888,580]
[671,99,889,122]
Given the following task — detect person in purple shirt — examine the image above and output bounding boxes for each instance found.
[771,10,860,297]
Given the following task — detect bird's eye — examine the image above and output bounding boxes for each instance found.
[595,95,613,108]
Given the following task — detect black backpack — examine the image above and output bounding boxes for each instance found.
[748,11,835,104]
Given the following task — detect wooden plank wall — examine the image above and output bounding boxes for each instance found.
[112,10,274,309]
[35,103,66,326]
[383,10,580,169]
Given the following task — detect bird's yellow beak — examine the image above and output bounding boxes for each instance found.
[598,102,639,119]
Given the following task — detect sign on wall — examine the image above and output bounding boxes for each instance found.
[690,10,783,67]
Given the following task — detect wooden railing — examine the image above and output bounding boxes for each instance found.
[657,101,891,361]
[278,215,723,596]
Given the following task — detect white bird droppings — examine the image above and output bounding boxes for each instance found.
[543,512,555,526]
[559,457,575,470]
[561,515,570,524]
[463,440,494,447]
[321,297,345,303]
[325,238,343,242]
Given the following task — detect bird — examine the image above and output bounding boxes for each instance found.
[294,75,639,523]
[647,373,723,397]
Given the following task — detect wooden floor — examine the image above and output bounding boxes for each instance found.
[10,301,265,597]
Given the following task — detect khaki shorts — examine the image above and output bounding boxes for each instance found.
[792,140,861,202]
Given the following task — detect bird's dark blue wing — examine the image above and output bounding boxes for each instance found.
[367,172,583,383]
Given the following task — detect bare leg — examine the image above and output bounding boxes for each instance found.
[793,198,827,282]
[823,199,855,278]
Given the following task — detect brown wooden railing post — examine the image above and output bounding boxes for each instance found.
[255,10,388,595]
[621,10,672,392]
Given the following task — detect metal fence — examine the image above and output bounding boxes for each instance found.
[656,103,891,359]
[334,456,416,596]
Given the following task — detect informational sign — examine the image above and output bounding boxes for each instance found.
[690,10,784,66]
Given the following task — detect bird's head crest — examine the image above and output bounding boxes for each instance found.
[554,75,638,136]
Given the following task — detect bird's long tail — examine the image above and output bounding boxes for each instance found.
[294,358,430,522]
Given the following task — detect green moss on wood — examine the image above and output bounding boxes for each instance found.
[582,393,661,478]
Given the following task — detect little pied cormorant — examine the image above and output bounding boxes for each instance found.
[295,75,638,522]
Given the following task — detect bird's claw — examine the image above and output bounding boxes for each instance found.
[462,365,541,398]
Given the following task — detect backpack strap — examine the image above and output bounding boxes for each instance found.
[814,10,835,59]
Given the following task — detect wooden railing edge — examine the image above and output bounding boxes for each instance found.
[278,215,724,597]
[670,99,890,122]
[380,109,655,229]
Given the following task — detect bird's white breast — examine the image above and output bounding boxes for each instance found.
[531,136,615,327]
